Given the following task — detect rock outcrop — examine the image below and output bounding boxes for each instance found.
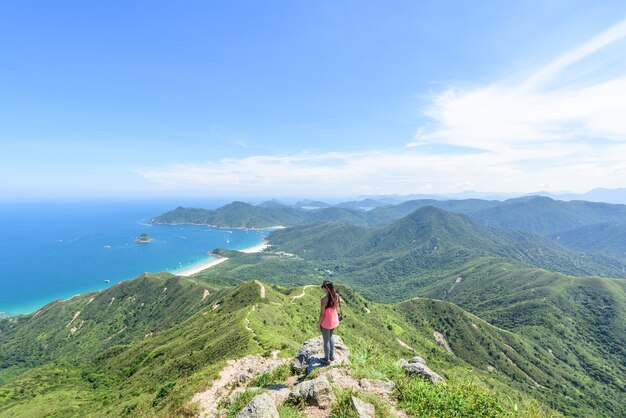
[351,396,375,418]
[235,393,279,418]
[396,356,445,383]
[292,335,350,373]
[287,375,335,409]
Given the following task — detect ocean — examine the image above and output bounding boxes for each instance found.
[0,198,267,316]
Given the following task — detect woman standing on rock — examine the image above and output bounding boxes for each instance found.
[318,280,340,365]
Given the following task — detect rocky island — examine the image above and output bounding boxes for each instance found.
[134,233,153,243]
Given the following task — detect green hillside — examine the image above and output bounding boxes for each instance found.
[471,196,626,235]
[268,206,626,281]
[1,276,569,417]
[365,198,502,227]
[549,222,626,260]
[150,196,626,234]
[193,252,626,416]
[150,202,308,228]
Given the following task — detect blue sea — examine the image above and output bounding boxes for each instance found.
[0,199,267,316]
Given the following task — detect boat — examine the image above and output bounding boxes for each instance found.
[104,279,111,283]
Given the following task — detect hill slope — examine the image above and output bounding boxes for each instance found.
[0,275,596,417]
[268,206,626,281]
[471,196,626,235]
[150,202,308,228]
[548,222,626,260]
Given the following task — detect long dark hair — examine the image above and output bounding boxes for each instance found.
[322,280,339,308]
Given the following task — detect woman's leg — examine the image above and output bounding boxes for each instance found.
[321,327,331,361]
[329,328,335,360]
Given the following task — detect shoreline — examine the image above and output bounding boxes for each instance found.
[1,233,272,317]
[150,222,286,232]
[175,256,228,276]
[175,240,270,277]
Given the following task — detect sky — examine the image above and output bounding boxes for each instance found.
[2,1,626,199]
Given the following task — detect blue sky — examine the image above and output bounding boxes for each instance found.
[2,1,626,198]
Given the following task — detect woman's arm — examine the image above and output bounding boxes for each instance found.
[318,298,325,330]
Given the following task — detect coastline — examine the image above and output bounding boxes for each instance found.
[1,224,274,316]
[149,221,287,232]
[175,256,228,276]
[175,240,270,277]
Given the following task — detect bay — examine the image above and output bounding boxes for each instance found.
[0,198,265,315]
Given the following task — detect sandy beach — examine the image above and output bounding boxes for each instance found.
[176,257,228,276]
[176,240,270,276]
[240,242,271,253]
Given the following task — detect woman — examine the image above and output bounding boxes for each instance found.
[318,280,340,365]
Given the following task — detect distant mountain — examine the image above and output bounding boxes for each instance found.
[294,199,330,208]
[549,222,626,260]
[269,206,626,279]
[257,199,290,208]
[471,195,626,235]
[335,198,387,209]
[150,201,308,228]
[366,198,501,226]
[304,207,369,226]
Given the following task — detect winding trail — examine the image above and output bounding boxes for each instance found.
[292,285,315,300]
[396,338,416,352]
[191,355,288,418]
[244,306,256,333]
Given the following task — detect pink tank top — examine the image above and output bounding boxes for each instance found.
[321,306,339,329]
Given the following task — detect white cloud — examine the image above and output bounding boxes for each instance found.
[139,19,626,197]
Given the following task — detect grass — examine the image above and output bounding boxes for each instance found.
[330,388,394,418]
[223,388,265,418]
[395,376,504,418]
[278,404,306,417]
[249,364,291,388]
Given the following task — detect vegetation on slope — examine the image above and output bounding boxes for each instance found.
[268,206,626,281]
[150,202,308,228]
[548,221,626,260]
[1,276,567,417]
[470,196,626,235]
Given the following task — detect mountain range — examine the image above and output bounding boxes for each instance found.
[2,197,626,417]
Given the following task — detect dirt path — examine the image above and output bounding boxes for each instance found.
[396,338,416,352]
[292,285,315,300]
[191,355,288,417]
[244,305,256,333]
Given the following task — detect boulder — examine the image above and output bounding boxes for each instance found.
[286,375,335,408]
[235,393,279,418]
[351,396,375,418]
[292,335,350,373]
[358,378,395,398]
[396,356,445,384]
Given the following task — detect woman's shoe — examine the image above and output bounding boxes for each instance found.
[320,358,330,366]
[329,355,335,361]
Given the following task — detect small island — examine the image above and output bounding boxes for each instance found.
[134,233,154,243]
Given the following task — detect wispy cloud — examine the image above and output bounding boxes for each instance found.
[140,19,626,196]
[410,18,626,150]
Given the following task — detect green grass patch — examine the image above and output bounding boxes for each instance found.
[330,388,394,418]
[395,376,504,417]
[278,404,306,418]
[249,364,291,388]
[223,388,265,418]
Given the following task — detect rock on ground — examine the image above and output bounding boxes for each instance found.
[235,393,279,418]
[287,375,335,409]
[292,335,350,373]
[397,356,445,384]
[191,355,288,417]
[351,396,375,418]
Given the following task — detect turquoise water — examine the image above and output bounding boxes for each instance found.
[0,199,266,316]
